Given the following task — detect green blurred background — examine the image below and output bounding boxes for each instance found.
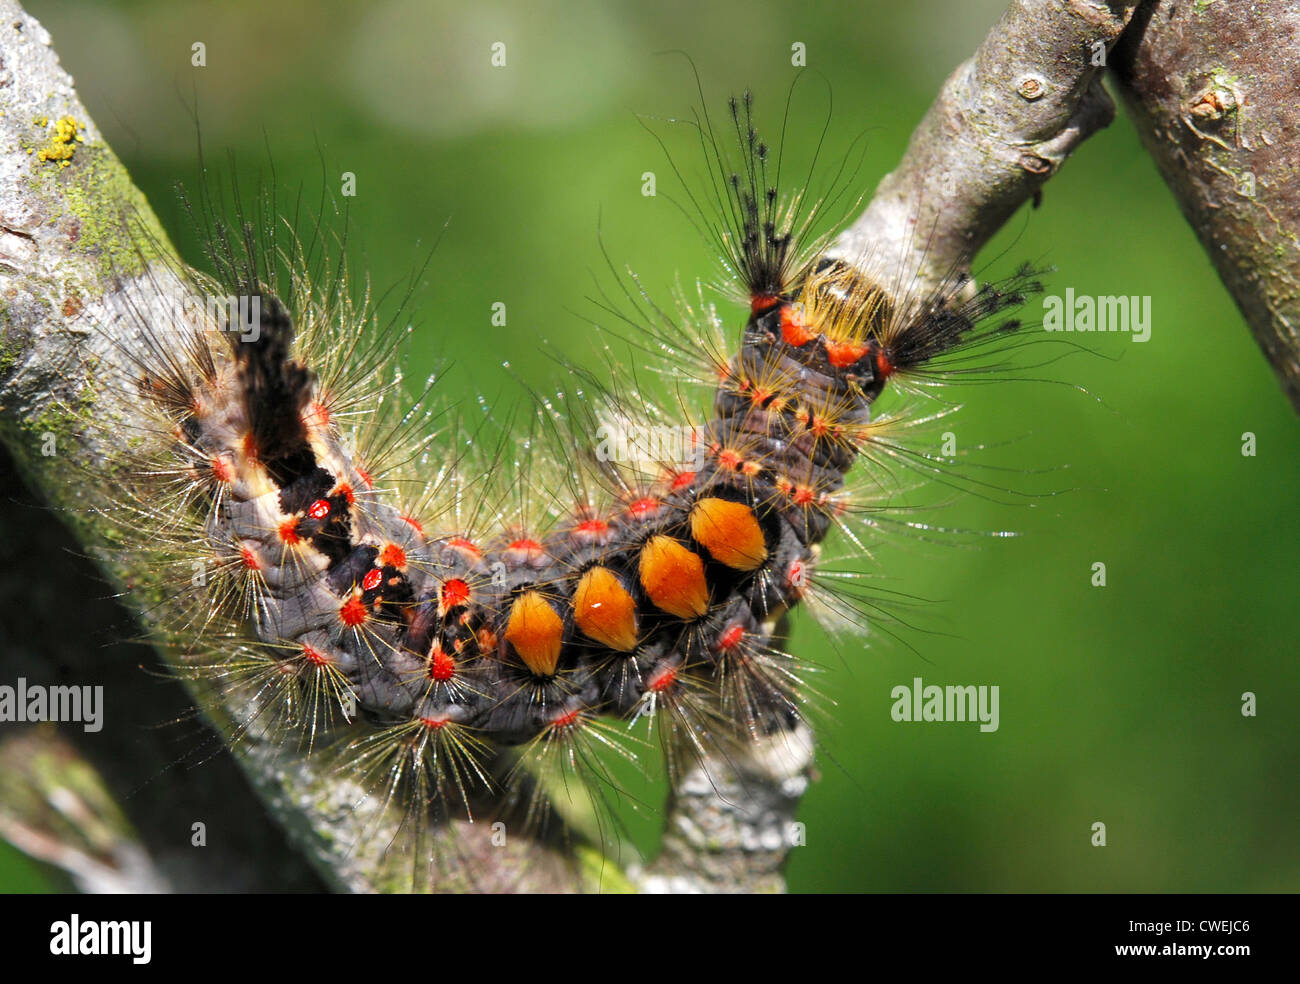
[5,0,1297,893]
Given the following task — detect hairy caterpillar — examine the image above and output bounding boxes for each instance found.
[55,78,1052,891]
[5,0,1299,904]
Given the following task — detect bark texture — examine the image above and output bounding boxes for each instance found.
[1112,0,1300,413]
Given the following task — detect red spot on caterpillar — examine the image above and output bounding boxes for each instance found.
[780,304,816,347]
[302,643,331,666]
[792,486,815,507]
[551,707,581,729]
[332,483,355,505]
[717,624,745,652]
[378,543,406,568]
[278,519,302,545]
[362,568,383,592]
[339,594,368,627]
[240,432,258,460]
[210,457,233,483]
[716,448,743,471]
[824,338,868,368]
[304,401,330,429]
[308,499,330,520]
[751,293,780,312]
[400,514,424,534]
[240,545,261,570]
[355,466,374,489]
[669,470,696,491]
[447,537,481,559]
[875,347,895,379]
[647,664,677,693]
[441,578,470,610]
[420,714,451,730]
[786,559,809,596]
[627,496,660,518]
[574,518,609,536]
[507,538,543,562]
[429,646,456,681]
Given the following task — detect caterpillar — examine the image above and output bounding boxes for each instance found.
[67,83,1046,891]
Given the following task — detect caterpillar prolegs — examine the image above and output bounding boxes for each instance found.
[101,91,1040,877]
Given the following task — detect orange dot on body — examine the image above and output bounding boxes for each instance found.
[690,497,767,571]
[573,566,638,652]
[504,590,565,677]
[716,448,743,471]
[638,536,709,620]
[780,304,816,347]
[875,348,895,379]
[824,338,869,368]
[378,543,406,568]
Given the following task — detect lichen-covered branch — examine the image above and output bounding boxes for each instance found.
[1111,0,1300,413]
[0,0,587,894]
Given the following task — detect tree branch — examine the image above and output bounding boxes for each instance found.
[1111,0,1300,413]
[828,0,1136,291]
[0,0,588,894]
[640,0,1137,892]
